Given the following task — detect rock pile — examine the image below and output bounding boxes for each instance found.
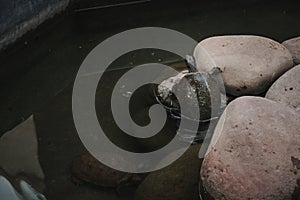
[199,35,300,200]
[200,97,300,200]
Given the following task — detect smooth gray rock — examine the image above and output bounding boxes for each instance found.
[282,36,300,64]
[201,96,300,200]
[0,176,47,200]
[266,64,300,114]
[0,176,22,200]
[194,35,293,96]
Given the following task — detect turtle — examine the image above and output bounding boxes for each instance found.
[155,55,226,123]
[154,55,226,143]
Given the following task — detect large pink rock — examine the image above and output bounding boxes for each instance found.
[266,64,300,114]
[282,37,300,64]
[201,96,300,200]
[194,35,293,96]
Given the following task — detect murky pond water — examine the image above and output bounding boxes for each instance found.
[1,1,300,199]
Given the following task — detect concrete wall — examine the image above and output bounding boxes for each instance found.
[0,0,70,51]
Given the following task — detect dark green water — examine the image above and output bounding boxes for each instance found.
[1,1,300,199]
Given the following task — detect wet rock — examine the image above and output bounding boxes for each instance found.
[0,116,44,180]
[71,153,143,188]
[282,36,300,64]
[266,64,300,114]
[134,145,201,200]
[201,96,300,200]
[194,35,293,96]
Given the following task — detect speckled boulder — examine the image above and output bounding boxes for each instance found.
[282,36,300,64]
[200,96,300,200]
[266,64,300,114]
[134,145,201,200]
[194,35,293,96]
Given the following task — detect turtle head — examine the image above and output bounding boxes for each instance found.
[185,55,198,73]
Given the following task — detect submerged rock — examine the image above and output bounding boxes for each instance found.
[0,116,44,180]
[134,145,202,200]
[282,36,300,64]
[201,96,300,200]
[72,153,143,188]
[194,35,293,96]
[266,64,300,114]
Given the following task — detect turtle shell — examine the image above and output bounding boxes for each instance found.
[155,71,222,122]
